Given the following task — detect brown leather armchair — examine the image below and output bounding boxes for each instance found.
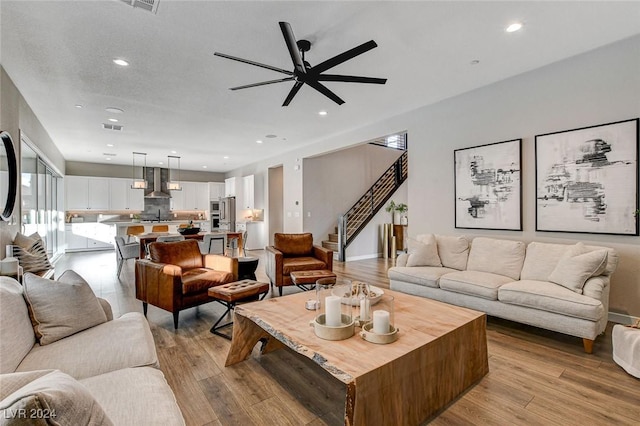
[265,233,333,296]
[135,239,238,329]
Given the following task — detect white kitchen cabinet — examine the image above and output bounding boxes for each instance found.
[209,182,224,201]
[242,175,255,209]
[65,223,114,252]
[224,177,236,197]
[65,176,110,210]
[170,187,185,211]
[170,182,208,211]
[110,178,145,211]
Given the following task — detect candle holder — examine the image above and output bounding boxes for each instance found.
[360,294,399,344]
[310,278,354,341]
[352,281,373,327]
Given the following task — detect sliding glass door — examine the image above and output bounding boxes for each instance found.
[21,140,64,260]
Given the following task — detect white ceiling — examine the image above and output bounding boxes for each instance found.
[2,1,639,173]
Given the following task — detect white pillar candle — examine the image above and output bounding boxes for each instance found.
[325,295,342,327]
[360,299,371,321]
[373,310,390,334]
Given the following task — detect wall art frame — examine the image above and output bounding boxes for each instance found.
[454,138,522,231]
[535,118,639,236]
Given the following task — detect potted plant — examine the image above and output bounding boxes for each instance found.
[385,201,397,224]
[396,203,408,225]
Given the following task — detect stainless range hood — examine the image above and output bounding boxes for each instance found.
[145,167,171,198]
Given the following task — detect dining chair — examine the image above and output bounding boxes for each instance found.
[198,233,227,255]
[156,235,185,243]
[152,224,169,233]
[114,236,139,278]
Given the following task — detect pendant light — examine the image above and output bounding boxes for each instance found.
[131,152,148,189]
[167,155,182,191]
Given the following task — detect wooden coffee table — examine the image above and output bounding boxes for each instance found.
[225,289,488,425]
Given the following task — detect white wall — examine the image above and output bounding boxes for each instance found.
[228,35,640,318]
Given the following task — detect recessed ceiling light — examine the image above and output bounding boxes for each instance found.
[171,150,177,154]
[108,118,119,122]
[223,156,229,159]
[75,104,83,109]
[106,144,114,147]
[506,22,523,33]
[106,157,112,161]
[256,140,263,144]
[318,111,328,116]
[105,107,124,114]
[113,58,129,66]
[202,165,208,169]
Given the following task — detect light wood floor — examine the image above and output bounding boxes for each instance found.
[54,249,639,425]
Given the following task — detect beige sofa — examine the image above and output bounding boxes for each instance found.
[388,235,618,353]
[0,273,184,425]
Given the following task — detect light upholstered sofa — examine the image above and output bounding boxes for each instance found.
[388,235,618,353]
[0,272,184,425]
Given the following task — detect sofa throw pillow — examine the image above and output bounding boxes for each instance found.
[22,270,107,345]
[406,235,442,267]
[0,370,113,425]
[548,245,609,294]
[435,235,470,271]
[11,233,53,274]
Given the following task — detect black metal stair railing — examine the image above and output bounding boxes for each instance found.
[338,151,407,261]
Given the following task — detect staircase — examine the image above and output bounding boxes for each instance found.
[336,149,408,261]
[322,228,339,251]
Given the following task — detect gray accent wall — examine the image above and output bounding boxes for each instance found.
[229,35,640,318]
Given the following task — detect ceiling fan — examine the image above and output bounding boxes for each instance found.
[214,22,387,106]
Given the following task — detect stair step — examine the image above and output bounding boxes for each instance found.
[322,241,339,251]
[328,233,338,243]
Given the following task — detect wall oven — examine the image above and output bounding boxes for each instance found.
[210,201,220,230]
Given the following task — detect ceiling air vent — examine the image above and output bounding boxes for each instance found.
[119,0,159,14]
[102,123,123,131]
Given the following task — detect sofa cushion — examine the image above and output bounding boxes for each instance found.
[0,369,113,425]
[498,280,604,321]
[16,312,159,380]
[274,233,313,256]
[520,242,572,281]
[181,268,233,295]
[406,235,442,267]
[439,270,514,300]
[22,271,108,345]
[282,257,327,274]
[435,235,469,271]
[548,245,608,294]
[387,266,457,289]
[466,237,526,280]
[80,367,184,426]
[150,239,203,270]
[0,277,36,374]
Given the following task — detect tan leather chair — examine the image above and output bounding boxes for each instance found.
[265,233,333,296]
[135,239,238,328]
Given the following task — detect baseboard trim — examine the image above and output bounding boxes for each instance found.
[609,311,639,325]
[345,253,381,262]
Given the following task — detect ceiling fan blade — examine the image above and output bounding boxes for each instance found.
[282,81,304,106]
[316,74,387,84]
[214,52,293,76]
[311,40,378,74]
[305,80,345,105]
[230,77,295,91]
[279,22,306,74]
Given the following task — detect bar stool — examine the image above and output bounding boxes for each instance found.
[126,225,145,243]
[152,224,169,233]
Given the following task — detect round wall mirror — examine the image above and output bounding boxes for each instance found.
[0,131,18,221]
